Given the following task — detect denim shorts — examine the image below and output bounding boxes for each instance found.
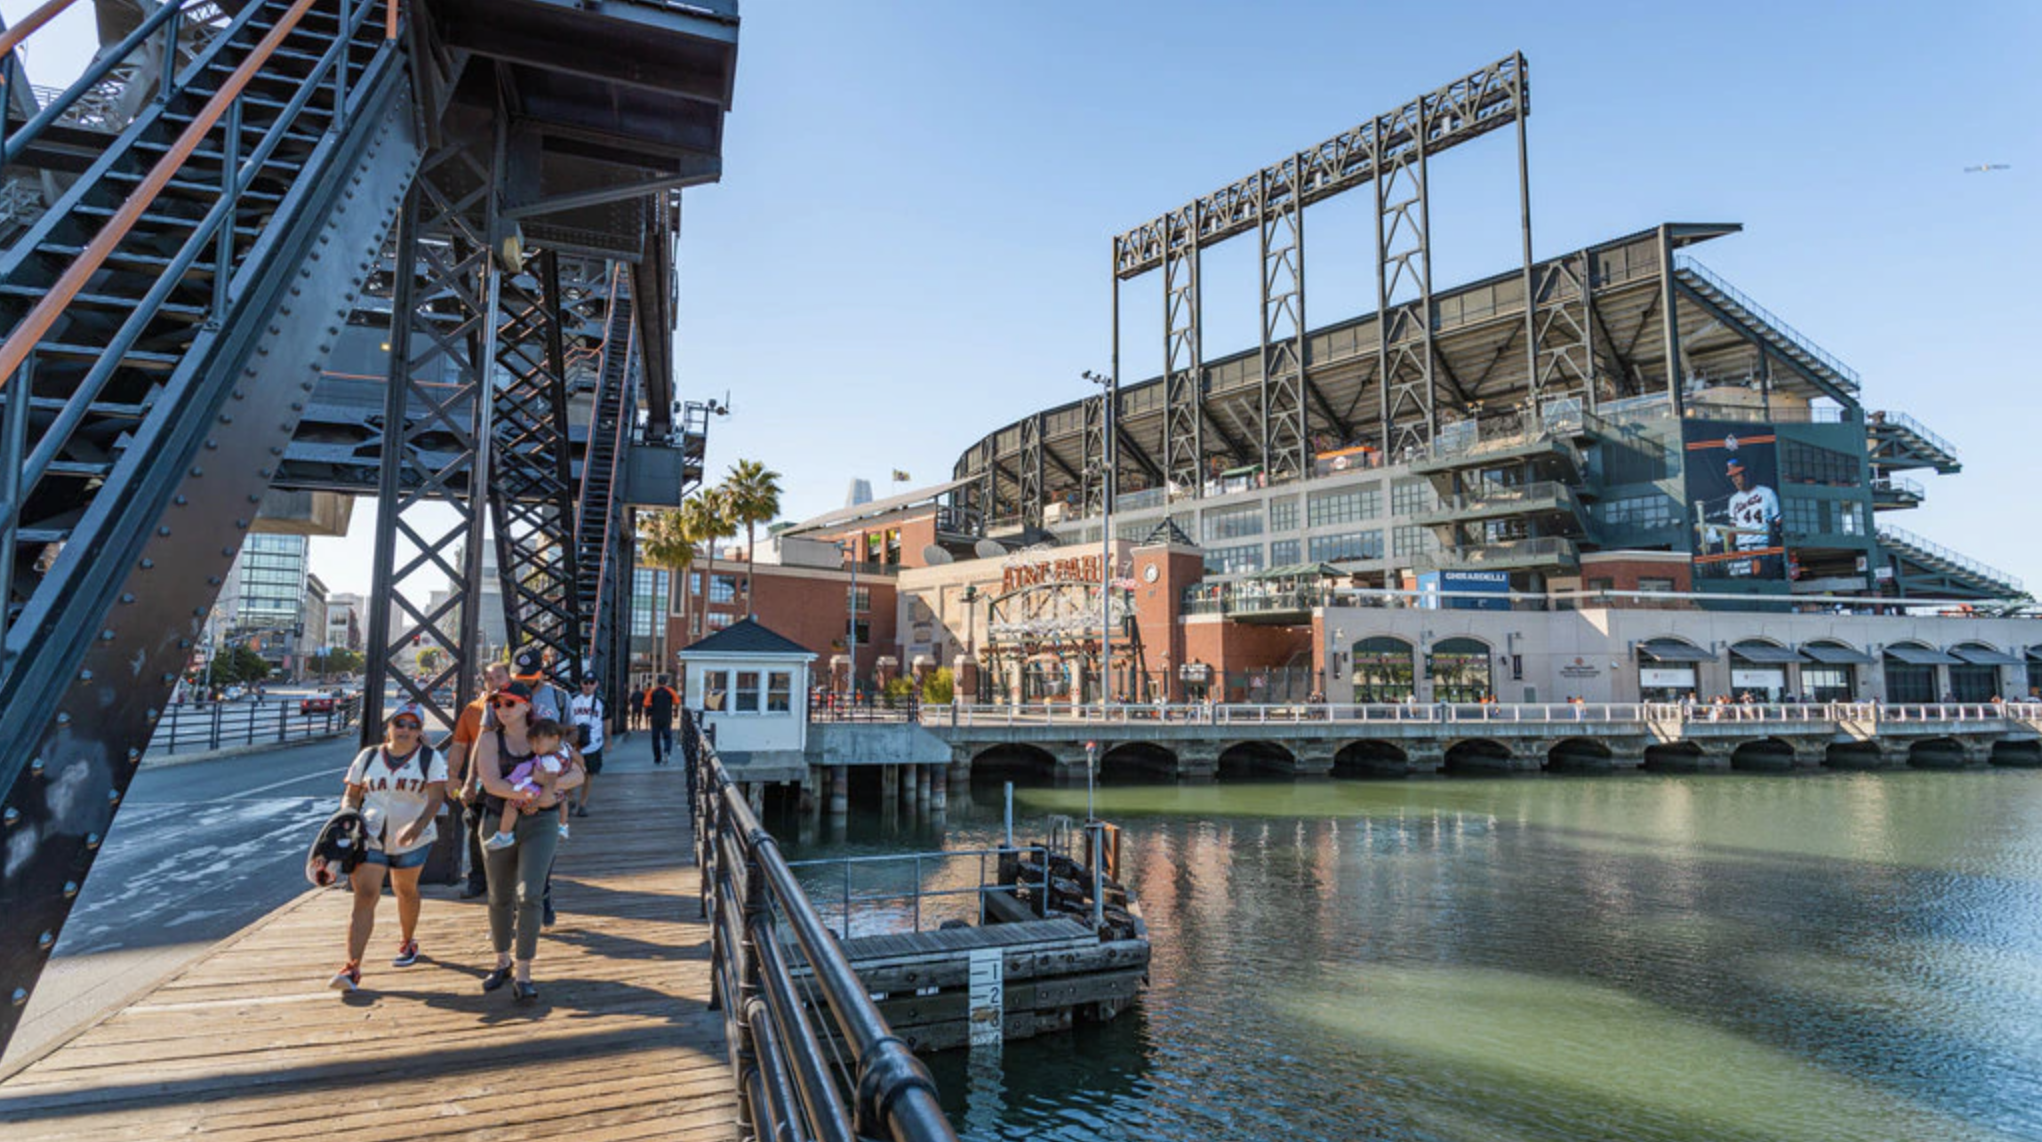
[364,845,432,870]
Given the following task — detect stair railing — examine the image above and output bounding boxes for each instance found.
[0,0,394,640]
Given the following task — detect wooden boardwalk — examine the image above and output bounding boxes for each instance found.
[0,768,737,1142]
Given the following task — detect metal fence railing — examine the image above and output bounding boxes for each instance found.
[787,847,1052,941]
[919,700,2042,728]
[147,694,365,754]
[688,712,958,1142]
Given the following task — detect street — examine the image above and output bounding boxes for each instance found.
[1,737,361,1072]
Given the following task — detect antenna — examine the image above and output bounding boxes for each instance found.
[921,544,954,565]
[974,538,1007,559]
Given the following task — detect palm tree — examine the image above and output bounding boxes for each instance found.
[679,487,737,637]
[722,459,783,617]
[638,508,696,664]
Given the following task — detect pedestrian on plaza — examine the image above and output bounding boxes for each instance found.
[646,673,679,765]
[447,662,511,900]
[568,675,607,817]
[330,702,447,993]
[627,684,645,734]
[472,681,581,1003]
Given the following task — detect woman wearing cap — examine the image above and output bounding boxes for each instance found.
[330,703,448,993]
[473,680,582,1002]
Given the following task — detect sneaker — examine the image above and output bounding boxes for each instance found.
[392,940,420,968]
[329,963,361,992]
[557,823,571,841]
[483,831,516,851]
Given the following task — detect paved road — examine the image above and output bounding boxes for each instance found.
[1,737,363,1072]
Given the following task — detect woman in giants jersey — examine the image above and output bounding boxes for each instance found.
[330,702,447,993]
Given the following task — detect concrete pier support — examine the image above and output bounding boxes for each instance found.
[881,764,899,806]
[916,764,931,809]
[1176,745,1219,783]
[829,766,849,816]
[1291,746,1335,779]
[931,766,948,812]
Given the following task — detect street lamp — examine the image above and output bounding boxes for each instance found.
[1082,368,1114,709]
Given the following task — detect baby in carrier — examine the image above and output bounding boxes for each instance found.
[484,718,574,849]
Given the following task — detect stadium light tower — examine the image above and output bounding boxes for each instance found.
[1083,368,1115,709]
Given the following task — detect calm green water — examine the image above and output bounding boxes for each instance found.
[779,771,2042,1142]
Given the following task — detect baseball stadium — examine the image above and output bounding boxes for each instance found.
[796,56,2037,710]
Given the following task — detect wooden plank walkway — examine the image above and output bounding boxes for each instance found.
[0,767,737,1142]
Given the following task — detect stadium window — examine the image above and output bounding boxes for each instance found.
[710,575,739,604]
[1781,439,1861,487]
[1308,530,1385,563]
[1392,525,1435,558]
[1639,577,1676,593]
[707,612,734,631]
[1270,539,1301,566]
[1203,544,1264,576]
[1268,496,1300,532]
[1391,479,1435,517]
[1309,485,1382,527]
[1202,503,1264,542]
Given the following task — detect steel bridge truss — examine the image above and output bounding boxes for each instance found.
[489,249,586,685]
[1104,53,1531,504]
[362,139,501,733]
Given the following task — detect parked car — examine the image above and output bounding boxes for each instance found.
[300,695,337,715]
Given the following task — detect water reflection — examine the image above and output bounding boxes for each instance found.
[778,770,2042,1141]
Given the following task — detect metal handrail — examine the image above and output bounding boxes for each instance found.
[1870,410,1957,462]
[1673,254,1861,391]
[0,0,85,63]
[0,0,389,545]
[923,700,2042,727]
[787,846,1052,939]
[1878,523,2024,592]
[0,0,325,388]
[7,1,196,158]
[690,714,958,1142]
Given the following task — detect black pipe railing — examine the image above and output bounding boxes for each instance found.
[688,711,959,1142]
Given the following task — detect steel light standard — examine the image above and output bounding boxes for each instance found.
[1082,368,1114,710]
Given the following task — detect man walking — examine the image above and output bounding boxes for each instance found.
[646,674,679,765]
[568,675,607,817]
[446,662,510,899]
[626,682,645,736]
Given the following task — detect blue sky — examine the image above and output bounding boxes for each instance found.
[4,1,2034,595]
[680,0,2038,583]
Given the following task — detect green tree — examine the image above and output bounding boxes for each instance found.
[329,648,364,676]
[231,646,271,683]
[417,646,446,676]
[722,459,783,618]
[921,666,955,705]
[680,487,737,638]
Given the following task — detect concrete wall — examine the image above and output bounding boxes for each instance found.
[1315,605,2038,704]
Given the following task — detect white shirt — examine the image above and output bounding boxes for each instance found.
[1728,485,1780,551]
[569,693,605,753]
[344,744,448,854]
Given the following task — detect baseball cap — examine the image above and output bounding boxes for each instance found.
[513,648,543,674]
[386,701,424,726]
[497,680,535,704]
[1725,459,1746,474]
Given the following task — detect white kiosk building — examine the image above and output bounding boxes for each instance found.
[676,618,815,781]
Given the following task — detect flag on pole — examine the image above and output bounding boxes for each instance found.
[891,469,910,483]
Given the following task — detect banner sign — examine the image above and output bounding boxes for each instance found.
[1684,419,1785,581]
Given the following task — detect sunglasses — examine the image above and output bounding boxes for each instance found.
[490,696,529,710]
[391,720,422,731]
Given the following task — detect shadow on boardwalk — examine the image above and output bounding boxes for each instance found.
[0,768,737,1142]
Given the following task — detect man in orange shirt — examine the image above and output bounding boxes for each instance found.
[447,662,511,899]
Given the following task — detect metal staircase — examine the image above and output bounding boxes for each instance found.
[1878,524,2025,601]
[1867,410,1961,475]
[575,266,635,693]
[0,0,418,1039]
[1672,254,1860,400]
